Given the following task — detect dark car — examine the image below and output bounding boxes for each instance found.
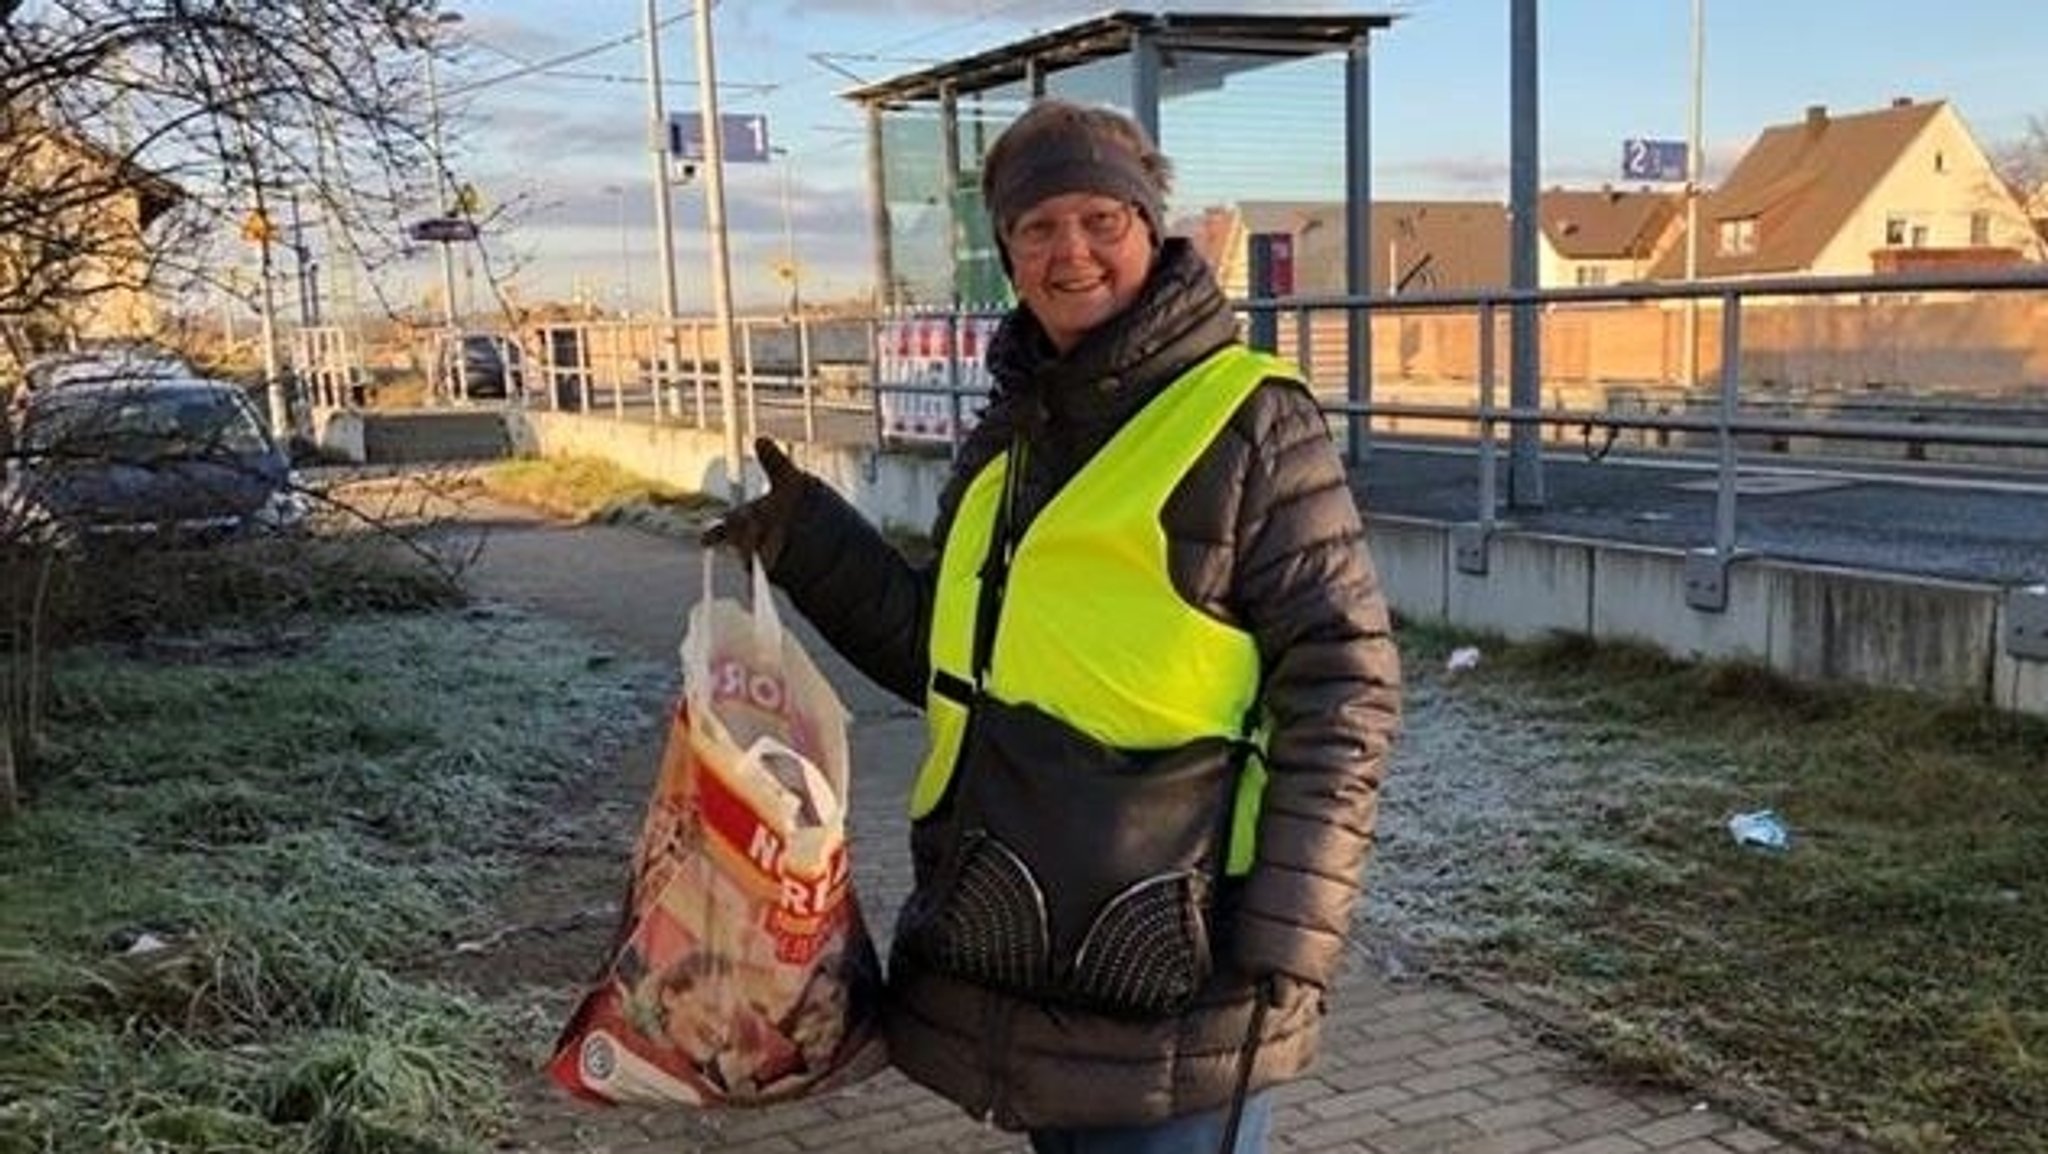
[440,334,524,399]
[4,377,307,547]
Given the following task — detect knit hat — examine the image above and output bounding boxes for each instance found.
[981,100,1172,262]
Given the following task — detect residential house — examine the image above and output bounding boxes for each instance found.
[0,111,183,363]
[1186,199,1509,298]
[1647,98,2044,280]
[1539,188,1683,287]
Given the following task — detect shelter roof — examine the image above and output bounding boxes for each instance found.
[843,10,1395,107]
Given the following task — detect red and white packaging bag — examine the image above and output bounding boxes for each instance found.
[550,558,886,1106]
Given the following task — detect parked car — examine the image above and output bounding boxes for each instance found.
[4,376,307,547]
[22,345,193,393]
[439,334,524,399]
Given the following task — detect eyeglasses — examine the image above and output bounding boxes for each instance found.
[1007,202,1137,257]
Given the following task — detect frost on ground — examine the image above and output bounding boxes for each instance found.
[1358,665,1736,961]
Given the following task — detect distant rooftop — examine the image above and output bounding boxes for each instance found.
[842,9,1396,107]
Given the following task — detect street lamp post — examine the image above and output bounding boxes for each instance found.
[770,147,801,320]
[770,146,811,440]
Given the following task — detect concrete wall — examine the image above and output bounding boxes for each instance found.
[512,410,2048,719]
[1366,518,2040,715]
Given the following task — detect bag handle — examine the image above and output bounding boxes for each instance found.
[695,551,785,652]
[749,553,784,651]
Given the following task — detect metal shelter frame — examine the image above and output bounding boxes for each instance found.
[842,9,1397,454]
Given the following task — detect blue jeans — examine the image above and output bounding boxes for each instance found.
[1025,1090,1274,1154]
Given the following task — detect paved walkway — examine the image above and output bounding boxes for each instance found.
[461,508,1815,1154]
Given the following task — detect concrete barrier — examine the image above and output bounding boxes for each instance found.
[508,409,2048,719]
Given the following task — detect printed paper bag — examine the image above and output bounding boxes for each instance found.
[550,558,885,1106]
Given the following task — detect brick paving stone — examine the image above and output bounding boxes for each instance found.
[1548,1102,1657,1143]
[1547,1137,1650,1154]
[1719,1126,1794,1152]
[1626,1109,1733,1148]
[1305,1084,1419,1122]
[1430,1011,1520,1046]
[1442,1125,1574,1154]
[1365,1115,1489,1154]
[1462,1093,1587,1135]
[1416,1039,1520,1071]
[717,1136,808,1154]
[1323,1056,1436,1094]
[1403,1062,1502,1098]
[1387,1089,1498,1126]
[1490,1051,1572,1078]
[1476,1071,1574,1104]
[1283,1107,1404,1150]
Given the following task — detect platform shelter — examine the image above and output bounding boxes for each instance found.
[842,10,1397,312]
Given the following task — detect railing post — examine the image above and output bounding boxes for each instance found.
[1293,305,1313,380]
[742,317,759,445]
[1454,300,1498,576]
[1713,290,1743,557]
[1685,288,1744,612]
[692,319,707,427]
[798,311,817,445]
[868,312,888,451]
[612,323,627,421]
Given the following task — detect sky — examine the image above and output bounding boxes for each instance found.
[405,0,2048,317]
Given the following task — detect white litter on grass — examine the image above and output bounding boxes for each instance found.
[1446,646,1483,674]
[124,932,171,955]
[1727,809,1791,851]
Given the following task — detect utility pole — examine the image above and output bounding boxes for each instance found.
[641,0,685,415]
[691,0,746,500]
[422,14,463,335]
[1507,0,1544,509]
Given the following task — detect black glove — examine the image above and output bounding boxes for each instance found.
[700,438,807,567]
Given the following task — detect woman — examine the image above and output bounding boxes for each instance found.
[706,99,1401,1153]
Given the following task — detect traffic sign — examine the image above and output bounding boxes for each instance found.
[668,112,771,164]
[408,216,479,243]
[1622,138,1689,183]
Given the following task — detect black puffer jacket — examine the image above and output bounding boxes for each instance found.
[767,239,1402,1129]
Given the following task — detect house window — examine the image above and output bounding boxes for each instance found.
[1885,216,1908,246]
[1717,216,1758,256]
[1911,225,1929,248]
[1575,266,1608,287]
[1970,211,1992,246]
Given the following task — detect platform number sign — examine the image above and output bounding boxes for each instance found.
[668,112,771,164]
[1621,138,1689,183]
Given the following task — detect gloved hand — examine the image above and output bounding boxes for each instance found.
[700,438,807,568]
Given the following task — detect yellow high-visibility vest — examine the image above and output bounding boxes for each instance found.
[915,346,1297,873]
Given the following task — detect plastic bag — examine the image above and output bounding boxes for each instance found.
[550,557,886,1106]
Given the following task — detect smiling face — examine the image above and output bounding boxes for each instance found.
[1004,192,1156,353]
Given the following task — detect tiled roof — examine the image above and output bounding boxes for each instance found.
[1230,199,1512,294]
[1540,189,1680,260]
[1648,100,1944,278]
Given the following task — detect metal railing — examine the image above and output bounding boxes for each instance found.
[297,268,2048,606]
[1234,267,2048,577]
